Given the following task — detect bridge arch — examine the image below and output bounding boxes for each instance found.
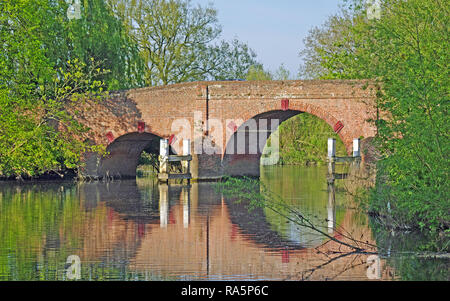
[221,101,349,177]
[96,131,166,179]
[238,100,352,152]
[76,80,377,180]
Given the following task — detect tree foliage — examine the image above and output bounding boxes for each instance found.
[0,0,115,178]
[298,9,355,79]
[302,0,449,232]
[246,63,292,81]
[64,0,147,90]
[108,0,259,85]
[0,0,265,178]
[245,64,273,81]
[274,114,347,165]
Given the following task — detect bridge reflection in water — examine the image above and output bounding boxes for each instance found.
[71,167,394,281]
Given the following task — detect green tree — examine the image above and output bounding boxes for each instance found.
[245,64,273,81]
[274,63,291,80]
[273,114,347,165]
[298,9,355,79]
[6,0,146,91]
[64,0,146,90]
[0,0,108,178]
[109,0,259,85]
[310,0,449,233]
[207,38,258,81]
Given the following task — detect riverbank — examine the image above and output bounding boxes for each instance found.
[0,170,78,182]
[339,158,449,253]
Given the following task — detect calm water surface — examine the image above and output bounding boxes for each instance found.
[0,166,447,281]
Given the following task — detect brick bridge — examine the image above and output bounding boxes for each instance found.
[75,80,377,180]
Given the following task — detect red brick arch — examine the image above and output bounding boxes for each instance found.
[74,80,377,179]
[237,100,350,152]
[98,132,162,178]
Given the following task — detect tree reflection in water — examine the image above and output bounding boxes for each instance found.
[0,166,447,280]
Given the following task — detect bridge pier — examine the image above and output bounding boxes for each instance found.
[158,152,262,180]
[221,154,261,178]
[191,154,224,180]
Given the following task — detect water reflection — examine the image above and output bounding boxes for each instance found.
[327,181,336,235]
[0,166,446,281]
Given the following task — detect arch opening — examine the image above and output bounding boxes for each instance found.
[221,109,347,177]
[97,132,176,179]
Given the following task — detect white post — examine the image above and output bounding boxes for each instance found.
[160,139,169,174]
[182,186,190,229]
[353,138,361,157]
[327,138,336,181]
[182,139,191,156]
[182,139,191,175]
[160,139,169,157]
[327,138,336,158]
[327,182,336,234]
[159,184,169,228]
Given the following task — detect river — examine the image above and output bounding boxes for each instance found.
[0,165,447,280]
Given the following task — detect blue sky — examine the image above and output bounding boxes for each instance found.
[191,0,342,78]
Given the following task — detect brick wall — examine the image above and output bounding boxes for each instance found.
[74,80,377,179]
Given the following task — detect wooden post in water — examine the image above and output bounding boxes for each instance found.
[327,138,336,183]
[327,138,336,232]
[159,183,169,228]
[327,138,336,158]
[182,139,191,184]
[353,138,361,157]
[327,180,336,234]
[182,186,190,229]
[160,139,169,175]
[352,138,361,169]
[158,138,192,183]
